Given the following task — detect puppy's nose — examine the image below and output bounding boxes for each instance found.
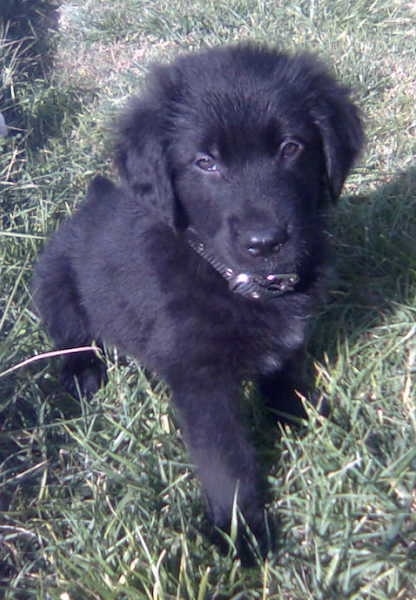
[243,226,289,257]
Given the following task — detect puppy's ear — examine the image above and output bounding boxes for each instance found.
[114,98,176,226]
[312,83,364,201]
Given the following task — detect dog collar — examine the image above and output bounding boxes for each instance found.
[184,228,299,300]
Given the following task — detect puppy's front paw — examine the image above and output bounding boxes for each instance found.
[61,352,108,399]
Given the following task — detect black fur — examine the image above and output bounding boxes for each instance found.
[33,45,363,563]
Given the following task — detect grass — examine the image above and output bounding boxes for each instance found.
[1,0,415,598]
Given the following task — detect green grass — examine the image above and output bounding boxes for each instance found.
[1,0,415,598]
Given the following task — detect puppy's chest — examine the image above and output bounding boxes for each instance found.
[243,307,308,375]
[203,298,309,376]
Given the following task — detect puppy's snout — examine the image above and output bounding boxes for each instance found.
[242,225,289,258]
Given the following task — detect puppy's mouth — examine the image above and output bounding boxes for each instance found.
[185,228,299,300]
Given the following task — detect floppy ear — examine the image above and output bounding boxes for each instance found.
[114,97,176,226]
[312,87,364,201]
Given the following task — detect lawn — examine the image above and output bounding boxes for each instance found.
[0,0,415,598]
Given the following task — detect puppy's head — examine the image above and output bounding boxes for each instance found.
[115,45,364,299]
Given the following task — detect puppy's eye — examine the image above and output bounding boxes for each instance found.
[279,139,303,161]
[194,154,219,172]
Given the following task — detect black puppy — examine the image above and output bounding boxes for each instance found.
[33,45,363,563]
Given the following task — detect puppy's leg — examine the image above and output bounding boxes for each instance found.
[33,250,107,398]
[259,369,309,425]
[259,358,329,424]
[170,372,271,564]
[59,349,107,400]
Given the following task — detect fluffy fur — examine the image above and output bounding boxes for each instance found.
[33,45,363,563]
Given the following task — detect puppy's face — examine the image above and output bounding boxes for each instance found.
[116,46,363,298]
[170,93,327,296]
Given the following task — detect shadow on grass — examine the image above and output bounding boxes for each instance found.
[0,0,61,76]
[0,0,88,149]
[311,166,416,361]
